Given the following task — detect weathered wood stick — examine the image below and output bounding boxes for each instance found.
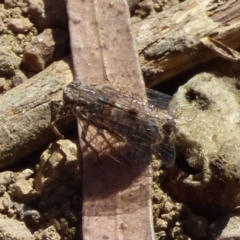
[0,57,73,168]
[134,0,240,87]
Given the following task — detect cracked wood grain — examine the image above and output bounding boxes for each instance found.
[0,57,73,168]
[133,0,240,87]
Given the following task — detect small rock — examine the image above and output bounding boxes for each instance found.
[208,214,240,240]
[161,200,174,214]
[0,192,13,213]
[13,202,31,220]
[23,209,41,226]
[17,33,25,41]
[0,171,15,194]
[152,190,163,204]
[185,213,208,239]
[15,168,34,180]
[0,218,34,240]
[25,0,46,30]
[7,18,33,33]
[127,0,142,13]
[22,28,68,73]
[26,0,68,31]
[49,218,61,232]
[155,218,168,231]
[41,226,61,240]
[4,0,17,8]
[161,210,180,224]
[59,218,68,236]
[10,179,32,196]
[11,45,23,56]
[7,208,15,218]
[12,202,41,226]
[169,225,185,239]
[35,139,80,193]
[139,0,154,13]
[0,47,21,76]
[9,178,38,203]
[0,78,6,91]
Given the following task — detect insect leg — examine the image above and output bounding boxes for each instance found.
[51,114,76,138]
[98,129,126,164]
[81,121,100,161]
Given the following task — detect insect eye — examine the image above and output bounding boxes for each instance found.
[63,88,74,105]
[63,83,83,105]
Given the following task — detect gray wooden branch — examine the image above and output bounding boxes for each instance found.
[134,0,240,87]
[0,57,73,168]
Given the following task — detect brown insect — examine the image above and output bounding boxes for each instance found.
[63,82,195,167]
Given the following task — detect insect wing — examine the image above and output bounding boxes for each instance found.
[146,88,173,124]
[67,83,197,168]
[99,85,174,125]
[99,85,196,126]
[146,88,172,110]
[168,96,197,125]
[79,104,155,164]
[146,88,196,125]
